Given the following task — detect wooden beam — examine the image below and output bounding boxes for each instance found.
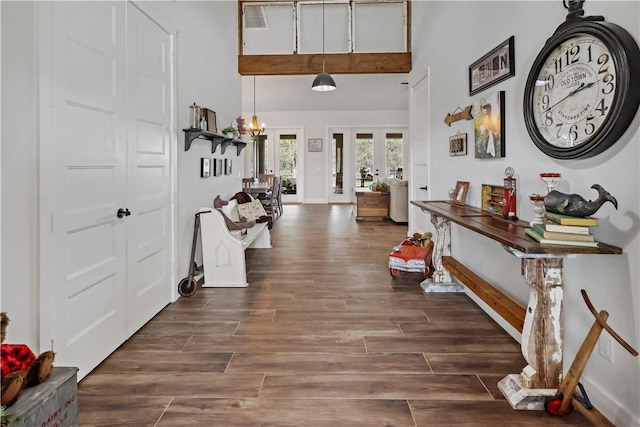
[442,256,526,333]
[238,52,412,75]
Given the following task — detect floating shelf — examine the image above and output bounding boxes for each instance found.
[183,128,247,156]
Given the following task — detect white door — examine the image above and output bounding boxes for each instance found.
[125,4,173,336]
[409,70,431,232]
[40,2,128,379]
[39,2,174,379]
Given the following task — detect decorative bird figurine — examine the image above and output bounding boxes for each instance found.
[544,184,618,217]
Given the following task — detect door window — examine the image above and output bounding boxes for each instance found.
[385,132,403,178]
[279,134,297,194]
[356,133,373,187]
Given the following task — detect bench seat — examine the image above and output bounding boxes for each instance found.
[199,208,271,287]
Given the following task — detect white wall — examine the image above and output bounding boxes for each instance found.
[1,1,39,347]
[412,1,639,424]
[245,110,409,202]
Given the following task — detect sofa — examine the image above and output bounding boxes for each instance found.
[384,178,409,223]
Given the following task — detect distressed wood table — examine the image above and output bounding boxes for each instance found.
[411,200,622,409]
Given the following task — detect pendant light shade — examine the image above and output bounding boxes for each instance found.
[248,76,265,137]
[312,0,336,92]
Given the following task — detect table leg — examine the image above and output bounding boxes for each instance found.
[498,257,564,409]
[420,213,463,293]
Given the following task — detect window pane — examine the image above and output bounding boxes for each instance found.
[332,133,344,194]
[385,133,403,178]
[256,135,269,174]
[299,3,349,53]
[243,4,295,55]
[356,133,373,188]
[354,2,405,53]
[279,135,297,195]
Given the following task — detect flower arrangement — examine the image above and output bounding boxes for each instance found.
[235,116,247,135]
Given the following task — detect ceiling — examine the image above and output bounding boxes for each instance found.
[241,73,410,113]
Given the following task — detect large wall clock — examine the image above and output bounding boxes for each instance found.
[523,0,640,159]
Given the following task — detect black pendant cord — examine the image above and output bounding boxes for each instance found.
[322,0,326,73]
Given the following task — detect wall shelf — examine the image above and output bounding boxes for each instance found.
[183,128,247,156]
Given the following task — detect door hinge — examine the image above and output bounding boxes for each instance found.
[50,214,54,232]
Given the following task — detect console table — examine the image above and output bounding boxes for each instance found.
[411,200,622,409]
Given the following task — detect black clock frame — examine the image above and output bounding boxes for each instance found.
[523,16,640,159]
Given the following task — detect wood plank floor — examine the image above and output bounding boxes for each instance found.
[78,204,589,426]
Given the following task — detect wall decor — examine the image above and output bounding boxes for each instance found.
[449,133,468,156]
[453,181,470,205]
[224,158,232,175]
[474,90,505,158]
[469,36,515,96]
[523,1,640,159]
[308,138,322,152]
[444,105,473,126]
[200,158,211,178]
[213,159,223,176]
[206,109,217,133]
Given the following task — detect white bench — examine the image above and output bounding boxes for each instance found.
[198,207,271,287]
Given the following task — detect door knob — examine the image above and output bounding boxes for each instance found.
[117,208,131,218]
[419,186,428,190]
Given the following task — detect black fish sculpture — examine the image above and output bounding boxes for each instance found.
[544,184,618,217]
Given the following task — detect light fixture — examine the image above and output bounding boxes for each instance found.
[312,0,336,92]
[248,76,265,137]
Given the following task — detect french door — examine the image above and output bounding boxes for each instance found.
[39,2,173,379]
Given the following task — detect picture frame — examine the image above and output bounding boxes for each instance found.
[213,159,223,176]
[474,90,505,159]
[449,133,468,156]
[469,36,515,96]
[308,138,322,152]
[224,158,232,175]
[453,181,470,205]
[206,109,217,133]
[200,158,211,178]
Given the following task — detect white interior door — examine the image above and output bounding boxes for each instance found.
[40,2,128,379]
[409,70,431,232]
[125,3,173,336]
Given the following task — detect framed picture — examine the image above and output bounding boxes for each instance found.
[224,158,232,175]
[200,158,211,178]
[474,90,505,159]
[206,109,217,133]
[308,138,322,152]
[453,181,469,205]
[213,159,223,176]
[449,133,468,156]
[469,36,515,96]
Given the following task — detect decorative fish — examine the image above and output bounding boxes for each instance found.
[544,184,618,217]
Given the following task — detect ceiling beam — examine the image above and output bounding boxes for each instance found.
[238,52,411,75]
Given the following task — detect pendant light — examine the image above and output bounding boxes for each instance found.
[248,76,265,137]
[312,0,336,92]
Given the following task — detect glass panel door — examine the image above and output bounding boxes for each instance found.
[355,133,374,188]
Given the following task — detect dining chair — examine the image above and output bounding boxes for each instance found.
[259,176,280,219]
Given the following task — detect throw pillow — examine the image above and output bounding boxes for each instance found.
[236,199,268,222]
[221,199,240,222]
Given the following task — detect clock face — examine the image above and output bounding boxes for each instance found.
[532,34,616,149]
[523,20,640,159]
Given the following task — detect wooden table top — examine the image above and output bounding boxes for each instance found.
[411,200,622,256]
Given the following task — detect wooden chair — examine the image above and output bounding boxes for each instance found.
[242,178,253,193]
[258,174,275,186]
[259,176,280,219]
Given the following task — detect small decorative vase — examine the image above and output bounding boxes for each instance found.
[529,194,545,226]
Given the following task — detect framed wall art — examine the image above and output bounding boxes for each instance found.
[449,133,468,156]
[469,36,515,96]
[453,181,470,205]
[224,158,232,175]
[200,158,211,178]
[474,90,505,159]
[308,138,322,152]
[213,159,223,176]
[206,109,217,133]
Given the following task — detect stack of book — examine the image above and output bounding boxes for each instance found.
[525,211,599,247]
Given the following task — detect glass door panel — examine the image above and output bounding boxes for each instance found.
[279,134,297,196]
[355,133,374,188]
[385,132,403,178]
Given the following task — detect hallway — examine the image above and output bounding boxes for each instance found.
[78,204,589,426]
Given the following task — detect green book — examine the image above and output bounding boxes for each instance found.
[531,223,594,241]
[544,211,599,227]
[525,228,598,247]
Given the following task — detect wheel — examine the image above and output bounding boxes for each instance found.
[544,395,573,416]
[178,277,198,297]
[390,268,398,277]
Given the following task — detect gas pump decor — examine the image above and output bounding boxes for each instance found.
[503,167,518,220]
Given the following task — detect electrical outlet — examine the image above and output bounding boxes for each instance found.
[598,335,614,363]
